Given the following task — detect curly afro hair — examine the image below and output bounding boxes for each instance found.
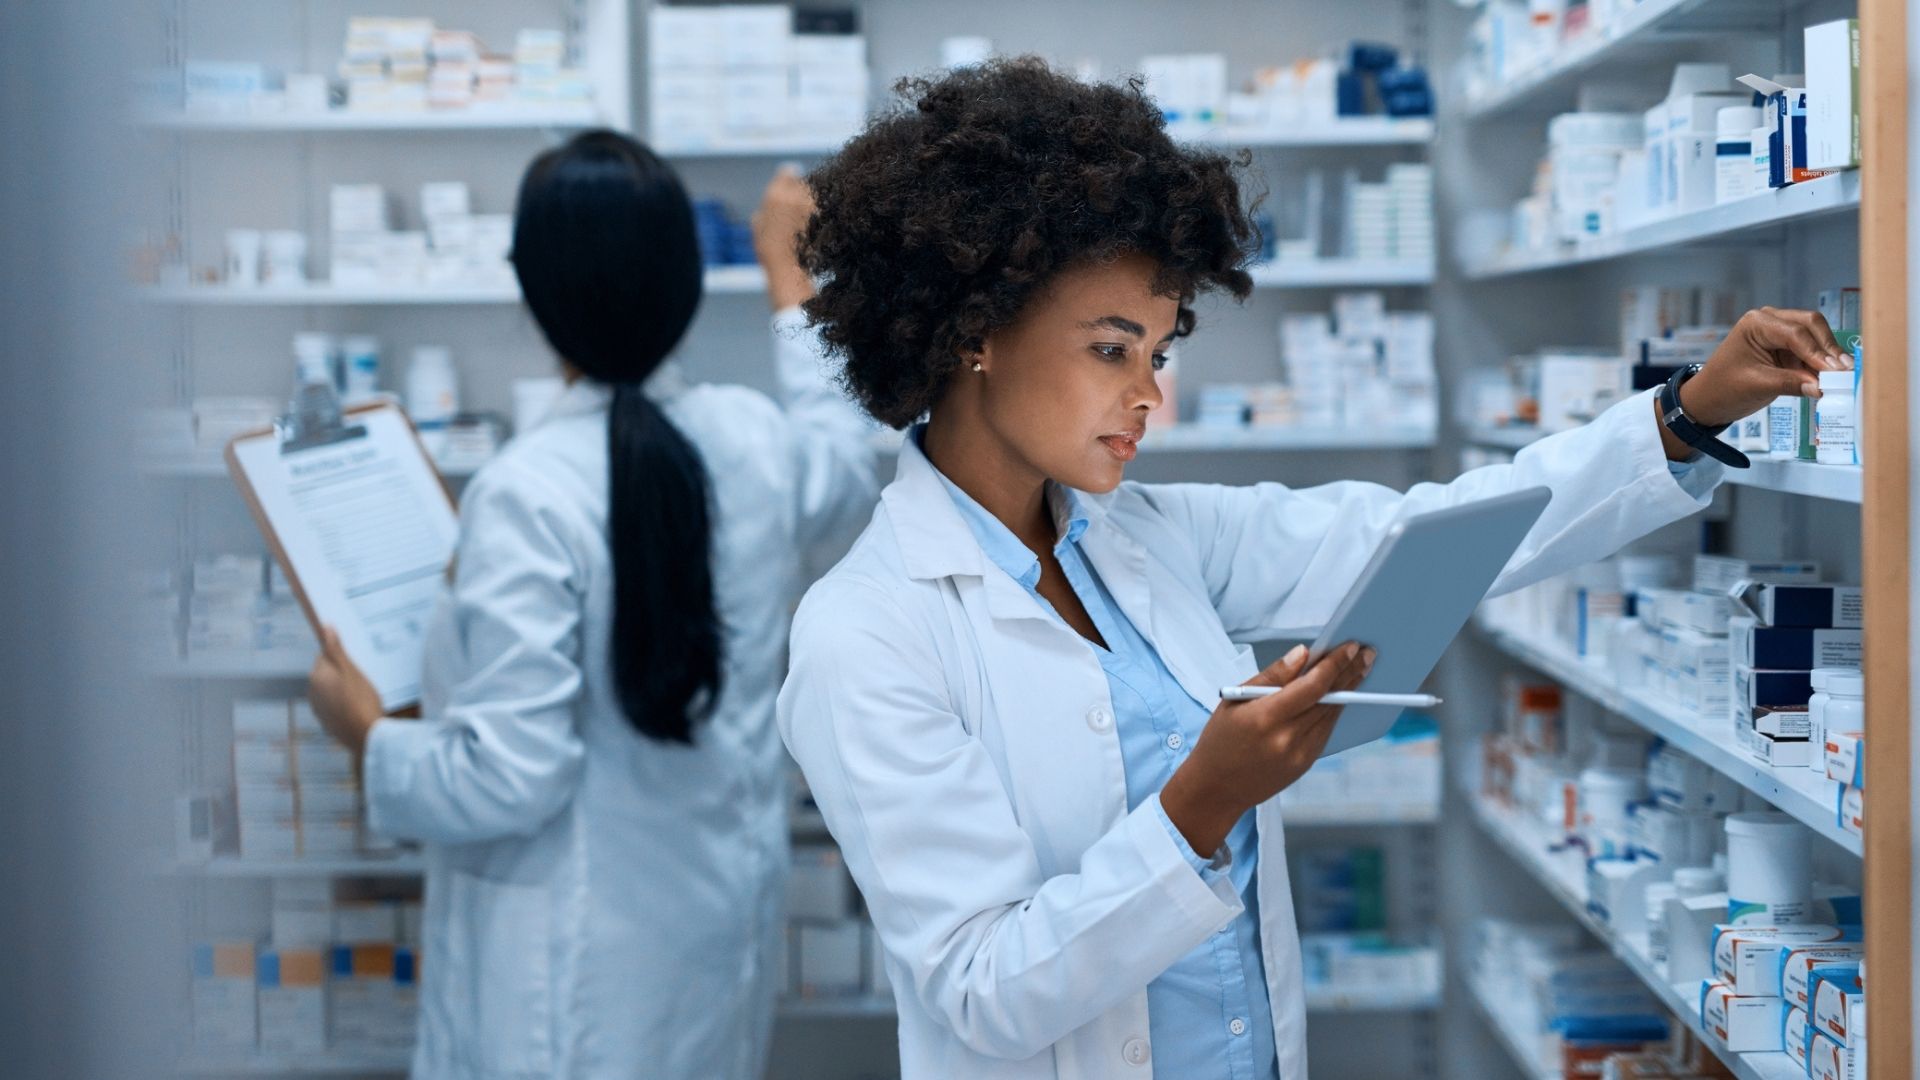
[798,57,1260,429]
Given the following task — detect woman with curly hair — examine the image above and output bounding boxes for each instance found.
[778,58,1844,1080]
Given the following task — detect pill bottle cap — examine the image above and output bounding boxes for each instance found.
[1818,370,1856,392]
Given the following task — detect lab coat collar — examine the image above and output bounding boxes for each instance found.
[540,362,692,425]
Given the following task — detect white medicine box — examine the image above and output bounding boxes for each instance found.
[1699,979,1783,1053]
[255,949,328,1053]
[191,943,258,1049]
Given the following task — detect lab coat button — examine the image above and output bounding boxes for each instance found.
[1229,1017,1247,1036]
[1086,706,1112,732]
[1121,1037,1150,1065]
[1165,731,1184,751]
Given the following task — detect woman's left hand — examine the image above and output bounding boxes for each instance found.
[309,625,384,758]
[1676,306,1851,428]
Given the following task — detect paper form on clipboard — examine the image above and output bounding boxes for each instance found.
[226,399,459,711]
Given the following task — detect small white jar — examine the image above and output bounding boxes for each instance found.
[1806,667,1854,771]
[1725,812,1813,925]
[1815,370,1858,465]
[1824,670,1865,742]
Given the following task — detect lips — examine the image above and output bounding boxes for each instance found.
[1098,430,1143,462]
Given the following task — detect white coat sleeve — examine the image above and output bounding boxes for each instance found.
[777,578,1243,1061]
[1135,387,1724,640]
[771,306,880,547]
[363,462,588,844]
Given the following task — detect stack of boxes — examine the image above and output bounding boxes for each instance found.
[647,5,869,153]
[784,845,888,1002]
[192,882,423,1054]
[232,699,372,860]
[330,182,511,289]
[1471,919,1672,1074]
[1276,293,1436,430]
[340,18,587,113]
[1699,923,1863,1060]
[184,555,312,667]
[1722,567,1862,770]
[1344,164,1433,262]
[417,182,515,288]
[1277,714,1440,815]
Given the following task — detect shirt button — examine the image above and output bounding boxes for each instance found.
[1121,1037,1150,1065]
[1165,731,1184,751]
[1086,705,1113,732]
[1229,1018,1247,1036]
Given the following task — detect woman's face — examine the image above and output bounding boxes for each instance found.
[969,253,1178,494]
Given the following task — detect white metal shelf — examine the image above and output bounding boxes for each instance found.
[1464,172,1861,279]
[1467,796,1810,1080]
[1462,0,1779,119]
[138,105,603,133]
[177,855,424,878]
[142,266,767,306]
[1476,620,1858,855]
[1183,118,1435,147]
[1143,423,1437,452]
[176,1049,408,1076]
[1463,426,1865,503]
[776,985,1439,1022]
[147,655,313,680]
[1247,258,1433,288]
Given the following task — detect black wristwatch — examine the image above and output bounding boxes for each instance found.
[1659,363,1750,469]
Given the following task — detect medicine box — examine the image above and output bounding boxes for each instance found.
[1735,722,1815,767]
[1734,583,1863,629]
[1804,20,1861,171]
[1810,965,1864,1045]
[329,944,398,1047]
[1750,705,1810,739]
[256,948,328,1053]
[1735,666,1814,708]
[1785,1006,1813,1071]
[1712,925,1849,994]
[1810,1030,1860,1080]
[1694,556,1820,595]
[333,902,398,945]
[192,943,258,1049]
[1823,730,1864,789]
[1836,785,1862,838]
[1731,620,1863,669]
[1699,979,1783,1052]
[1782,944,1866,1008]
[1666,890,1731,984]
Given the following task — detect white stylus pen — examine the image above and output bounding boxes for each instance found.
[1217,687,1443,707]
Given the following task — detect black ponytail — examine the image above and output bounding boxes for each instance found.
[510,130,719,743]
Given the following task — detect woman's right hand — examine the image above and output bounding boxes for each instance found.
[1160,642,1375,856]
[751,165,817,313]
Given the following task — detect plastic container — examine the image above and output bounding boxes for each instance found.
[1714,106,1762,204]
[1578,767,1646,858]
[1725,812,1814,925]
[406,346,459,429]
[292,332,336,390]
[341,336,380,404]
[1815,370,1858,465]
[1806,668,1853,771]
[1766,396,1801,459]
[1824,670,1865,740]
[1674,865,1724,898]
[1645,881,1680,961]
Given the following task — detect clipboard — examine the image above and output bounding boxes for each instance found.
[226,387,461,712]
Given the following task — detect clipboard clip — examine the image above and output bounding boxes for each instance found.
[279,381,369,455]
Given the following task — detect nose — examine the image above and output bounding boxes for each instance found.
[1131,358,1164,413]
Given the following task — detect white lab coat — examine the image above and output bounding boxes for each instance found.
[363,311,876,1080]
[777,388,1721,1080]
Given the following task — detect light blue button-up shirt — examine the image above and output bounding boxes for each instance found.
[926,452,1280,1080]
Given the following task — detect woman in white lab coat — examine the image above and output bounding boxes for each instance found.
[776,60,1848,1080]
[305,132,877,1078]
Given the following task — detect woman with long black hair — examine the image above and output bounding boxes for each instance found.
[305,132,877,1079]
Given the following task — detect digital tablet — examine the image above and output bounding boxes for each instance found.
[1307,486,1554,757]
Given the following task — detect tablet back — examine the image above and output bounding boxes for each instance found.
[1307,486,1553,757]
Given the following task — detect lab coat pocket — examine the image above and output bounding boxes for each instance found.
[1229,643,1259,681]
[439,870,554,1077]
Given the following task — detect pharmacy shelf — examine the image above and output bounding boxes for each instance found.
[777,996,896,1020]
[1142,423,1437,452]
[1464,972,1557,1080]
[1463,426,1865,503]
[1247,258,1433,288]
[147,655,313,680]
[1461,0,1780,120]
[1475,620,1858,855]
[1463,172,1862,279]
[142,266,766,305]
[1186,118,1435,148]
[1721,459,1862,503]
[1280,801,1442,826]
[138,104,602,133]
[175,1049,408,1076]
[177,855,424,878]
[1467,796,1808,1080]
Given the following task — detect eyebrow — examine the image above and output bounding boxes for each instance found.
[1082,315,1177,343]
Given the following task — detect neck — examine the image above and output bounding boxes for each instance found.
[922,405,1055,556]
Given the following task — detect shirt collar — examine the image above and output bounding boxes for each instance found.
[912,427,1090,590]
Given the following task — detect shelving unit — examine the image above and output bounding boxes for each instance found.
[1462,172,1862,279]
[136,104,604,133]
[1466,795,1809,1080]
[1464,427,1865,503]
[176,1050,408,1077]
[142,265,768,305]
[1475,619,1858,854]
[176,855,425,878]
[1464,974,1556,1080]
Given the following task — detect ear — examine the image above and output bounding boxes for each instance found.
[960,336,990,374]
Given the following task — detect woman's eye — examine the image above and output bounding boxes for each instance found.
[1093,345,1129,362]
[1151,353,1169,371]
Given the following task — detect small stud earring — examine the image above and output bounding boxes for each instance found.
[972,362,983,373]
